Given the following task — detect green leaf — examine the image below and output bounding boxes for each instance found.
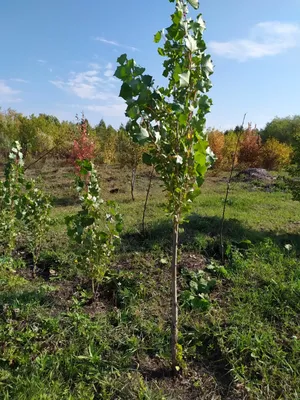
[142,75,153,87]
[179,71,190,87]
[187,0,199,9]
[197,15,206,33]
[154,31,162,43]
[133,66,146,76]
[114,65,130,80]
[142,153,153,165]
[127,105,140,119]
[119,83,132,100]
[192,297,210,310]
[190,280,198,291]
[134,127,149,143]
[203,56,214,75]
[117,54,127,65]
[185,35,198,52]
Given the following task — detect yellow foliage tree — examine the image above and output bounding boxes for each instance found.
[261,138,293,170]
[221,132,239,170]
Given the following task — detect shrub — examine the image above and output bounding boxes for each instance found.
[69,114,95,171]
[19,181,52,277]
[221,131,239,170]
[261,138,293,170]
[0,142,25,258]
[65,160,123,293]
[207,130,225,169]
[238,124,262,167]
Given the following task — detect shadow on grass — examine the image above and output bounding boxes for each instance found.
[52,196,80,207]
[0,288,51,308]
[121,213,300,255]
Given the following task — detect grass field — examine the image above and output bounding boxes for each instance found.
[1,161,300,399]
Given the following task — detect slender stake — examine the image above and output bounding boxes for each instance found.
[131,166,136,201]
[171,215,179,373]
[24,147,56,171]
[142,166,154,235]
[220,113,247,263]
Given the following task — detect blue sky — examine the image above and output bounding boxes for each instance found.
[1,0,300,129]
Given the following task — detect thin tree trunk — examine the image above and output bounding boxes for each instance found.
[220,113,247,263]
[171,215,179,373]
[131,167,136,201]
[24,147,56,171]
[142,166,154,235]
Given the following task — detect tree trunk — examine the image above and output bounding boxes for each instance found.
[171,216,179,373]
[142,166,154,235]
[131,167,136,201]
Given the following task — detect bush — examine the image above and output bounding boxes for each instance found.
[221,131,239,170]
[207,130,225,169]
[261,138,293,170]
[238,124,261,168]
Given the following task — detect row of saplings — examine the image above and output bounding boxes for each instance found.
[0,141,123,290]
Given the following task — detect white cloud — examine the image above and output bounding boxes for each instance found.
[50,67,120,102]
[37,59,47,64]
[209,21,300,61]
[0,80,22,102]
[89,62,101,70]
[10,78,29,83]
[93,36,139,52]
[50,63,127,122]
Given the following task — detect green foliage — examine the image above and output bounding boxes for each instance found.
[261,115,300,145]
[180,268,216,311]
[19,181,52,275]
[289,131,300,201]
[117,126,144,170]
[115,0,215,220]
[0,142,25,258]
[65,160,123,292]
[0,142,52,273]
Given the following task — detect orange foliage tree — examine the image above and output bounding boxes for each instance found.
[207,130,225,168]
[70,114,95,173]
[238,123,261,167]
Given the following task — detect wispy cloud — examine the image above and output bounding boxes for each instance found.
[37,59,47,64]
[50,67,118,101]
[104,62,114,77]
[209,21,300,61]
[0,80,22,102]
[10,78,29,83]
[51,64,125,121]
[89,62,101,70]
[93,36,139,52]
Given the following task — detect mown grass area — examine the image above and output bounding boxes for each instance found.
[1,162,300,399]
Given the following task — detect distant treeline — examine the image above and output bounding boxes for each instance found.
[1,108,300,170]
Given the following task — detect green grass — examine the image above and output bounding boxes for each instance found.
[1,162,300,399]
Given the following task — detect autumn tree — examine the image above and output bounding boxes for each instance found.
[238,123,261,167]
[261,138,293,170]
[207,129,224,168]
